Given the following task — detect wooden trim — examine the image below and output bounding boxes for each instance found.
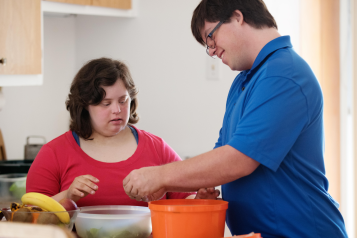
[43,0,91,5]
[321,0,341,205]
[353,0,357,233]
[300,0,341,204]
[300,0,322,81]
[44,0,132,9]
[0,127,7,161]
[42,1,137,18]
[91,0,131,9]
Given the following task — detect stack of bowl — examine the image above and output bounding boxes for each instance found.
[0,173,27,208]
[75,205,151,238]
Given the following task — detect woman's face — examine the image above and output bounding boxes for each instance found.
[87,79,131,137]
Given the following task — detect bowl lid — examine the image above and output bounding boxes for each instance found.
[77,205,150,219]
[0,173,27,182]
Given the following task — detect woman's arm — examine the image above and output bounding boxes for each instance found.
[51,190,68,202]
[26,145,62,197]
[51,175,99,203]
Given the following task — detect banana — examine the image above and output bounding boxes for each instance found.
[21,193,70,224]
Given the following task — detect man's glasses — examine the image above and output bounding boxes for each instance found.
[206,20,225,58]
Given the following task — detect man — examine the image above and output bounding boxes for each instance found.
[123,0,348,237]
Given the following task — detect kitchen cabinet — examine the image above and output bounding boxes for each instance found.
[0,0,136,86]
[44,0,131,10]
[0,0,42,75]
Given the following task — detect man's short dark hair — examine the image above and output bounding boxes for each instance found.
[191,0,278,46]
[65,58,139,139]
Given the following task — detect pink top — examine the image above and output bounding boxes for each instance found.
[26,126,195,207]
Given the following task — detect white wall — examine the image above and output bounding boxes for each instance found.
[0,0,301,161]
[74,0,300,159]
[74,0,238,159]
[264,0,300,53]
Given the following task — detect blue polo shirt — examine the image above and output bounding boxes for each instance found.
[215,36,347,238]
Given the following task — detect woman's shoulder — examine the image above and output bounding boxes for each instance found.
[131,125,180,163]
[44,131,75,149]
[32,131,75,164]
[130,125,165,145]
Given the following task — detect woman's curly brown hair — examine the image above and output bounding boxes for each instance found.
[65,58,139,139]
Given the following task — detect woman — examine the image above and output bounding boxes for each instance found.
[26,58,219,207]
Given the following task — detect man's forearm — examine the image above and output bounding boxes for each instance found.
[161,145,260,192]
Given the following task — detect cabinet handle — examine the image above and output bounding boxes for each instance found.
[0,58,6,65]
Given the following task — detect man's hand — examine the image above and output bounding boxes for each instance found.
[123,166,166,202]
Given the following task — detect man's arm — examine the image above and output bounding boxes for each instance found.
[162,145,260,191]
[123,145,260,200]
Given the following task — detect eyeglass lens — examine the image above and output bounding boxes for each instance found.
[206,37,215,49]
[206,37,217,58]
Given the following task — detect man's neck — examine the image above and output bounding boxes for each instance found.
[246,27,281,69]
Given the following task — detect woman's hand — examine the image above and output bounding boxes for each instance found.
[195,187,220,200]
[66,175,99,202]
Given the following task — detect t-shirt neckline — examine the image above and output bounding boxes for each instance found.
[65,125,145,168]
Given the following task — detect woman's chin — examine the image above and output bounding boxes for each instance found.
[97,128,124,138]
[112,126,127,135]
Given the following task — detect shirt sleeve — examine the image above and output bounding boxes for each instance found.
[214,127,223,149]
[228,77,309,171]
[26,144,61,197]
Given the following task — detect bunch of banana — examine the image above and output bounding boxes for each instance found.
[21,193,70,224]
[0,193,71,225]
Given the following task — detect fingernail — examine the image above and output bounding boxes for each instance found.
[96,179,99,182]
[81,193,84,197]
[94,185,98,189]
[91,191,95,194]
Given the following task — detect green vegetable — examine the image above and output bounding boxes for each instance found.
[9,179,26,199]
[86,227,149,238]
[113,230,136,238]
[87,228,101,238]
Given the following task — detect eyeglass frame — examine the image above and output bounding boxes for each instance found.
[205,20,225,58]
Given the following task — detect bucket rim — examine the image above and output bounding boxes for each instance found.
[148,199,228,212]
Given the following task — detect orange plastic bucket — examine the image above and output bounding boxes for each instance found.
[149,199,228,238]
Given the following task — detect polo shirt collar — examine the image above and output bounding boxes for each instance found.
[251,35,292,71]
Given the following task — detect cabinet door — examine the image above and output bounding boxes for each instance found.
[0,0,41,75]
[92,0,131,10]
[43,0,91,5]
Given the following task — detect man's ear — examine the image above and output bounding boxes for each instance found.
[231,10,244,25]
